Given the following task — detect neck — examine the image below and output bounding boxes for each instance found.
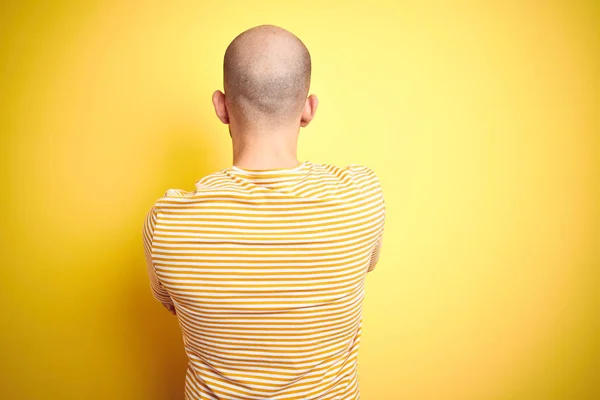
[230,125,301,170]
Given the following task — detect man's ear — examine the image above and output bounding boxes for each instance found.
[212,90,229,124]
[300,94,318,127]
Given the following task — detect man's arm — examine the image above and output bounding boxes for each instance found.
[367,234,383,273]
[366,167,386,273]
[143,204,176,315]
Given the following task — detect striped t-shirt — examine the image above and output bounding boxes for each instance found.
[142,160,386,400]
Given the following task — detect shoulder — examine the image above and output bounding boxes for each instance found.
[309,161,383,190]
[153,168,236,206]
[312,162,378,179]
[158,168,232,198]
[343,164,383,193]
[345,163,379,180]
[193,168,232,190]
[312,162,384,200]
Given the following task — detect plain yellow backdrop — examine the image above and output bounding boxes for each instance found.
[0,1,598,399]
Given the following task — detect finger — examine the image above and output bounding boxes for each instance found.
[163,303,176,315]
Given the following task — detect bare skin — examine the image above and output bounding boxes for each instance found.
[212,25,318,170]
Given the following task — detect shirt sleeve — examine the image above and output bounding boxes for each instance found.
[366,169,386,273]
[142,204,174,305]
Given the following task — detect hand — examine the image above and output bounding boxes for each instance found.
[162,302,176,315]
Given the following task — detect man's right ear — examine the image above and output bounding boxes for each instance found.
[212,90,229,124]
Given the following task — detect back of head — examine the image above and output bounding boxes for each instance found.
[223,25,311,127]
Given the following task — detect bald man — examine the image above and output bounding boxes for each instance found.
[143,25,386,400]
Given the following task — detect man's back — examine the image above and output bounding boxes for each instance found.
[143,160,386,399]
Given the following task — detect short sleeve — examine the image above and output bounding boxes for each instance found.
[366,169,386,272]
[346,164,386,273]
[142,204,174,305]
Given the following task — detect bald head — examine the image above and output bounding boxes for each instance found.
[223,25,311,126]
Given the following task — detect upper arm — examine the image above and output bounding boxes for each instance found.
[363,167,386,273]
[142,204,173,305]
[367,234,384,273]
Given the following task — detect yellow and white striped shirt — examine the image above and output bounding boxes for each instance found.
[142,160,386,400]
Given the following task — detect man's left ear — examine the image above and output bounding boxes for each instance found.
[300,94,318,127]
[212,90,230,124]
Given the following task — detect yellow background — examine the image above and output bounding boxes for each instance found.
[1,1,598,399]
